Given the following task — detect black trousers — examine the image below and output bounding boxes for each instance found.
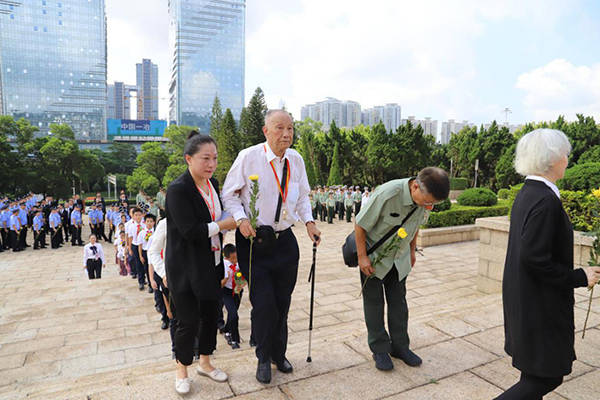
[171,290,218,366]
[98,222,109,241]
[86,258,102,279]
[222,287,242,342]
[71,226,83,245]
[494,372,563,400]
[153,272,168,323]
[63,222,69,241]
[9,230,20,251]
[19,226,28,247]
[320,204,326,221]
[338,201,344,220]
[108,224,114,242]
[33,230,45,249]
[1,229,8,249]
[50,228,60,248]
[236,227,299,363]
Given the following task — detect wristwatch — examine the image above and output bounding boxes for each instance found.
[236,218,248,228]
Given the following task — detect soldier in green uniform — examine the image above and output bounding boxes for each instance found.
[326,191,336,224]
[355,167,449,371]
[353,186,362,216]
[344,191,354,223]
[335,187,344,220]
[319,188,327,222]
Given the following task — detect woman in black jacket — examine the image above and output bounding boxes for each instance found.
[497,129,600,399]
[165,132,236,395]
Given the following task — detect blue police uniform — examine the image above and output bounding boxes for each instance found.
[9,212,22,251]
[70,208,83,245]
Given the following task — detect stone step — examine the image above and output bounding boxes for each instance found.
[18,334,368,400]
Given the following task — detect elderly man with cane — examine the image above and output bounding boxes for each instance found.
[222,109,321,384]
[355,167,449,371]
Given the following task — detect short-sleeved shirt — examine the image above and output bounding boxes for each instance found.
[355,178,426,281]
[127,221,146,246]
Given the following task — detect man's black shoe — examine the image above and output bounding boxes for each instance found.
[148,286,154,294]
[161,320,169,330]
[390,348,422,367]
[372,353,394,371]
[224,332,233,345]
[131,275,137,279]
[138,283,144,291]
[271,358,293,373]
[249,338,257,347]
[256,361,271,384]
[231,342,240,349]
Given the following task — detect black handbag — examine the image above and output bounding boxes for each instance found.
[342,207,417,267]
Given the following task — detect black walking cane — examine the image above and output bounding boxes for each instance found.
[307,236,319,363]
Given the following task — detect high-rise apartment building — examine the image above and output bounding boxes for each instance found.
[168,0,245,131]
[0,0,107,140]
[136,59,158,120]
[301,97,362,129]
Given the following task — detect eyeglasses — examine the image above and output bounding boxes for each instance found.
[415,178,444,207]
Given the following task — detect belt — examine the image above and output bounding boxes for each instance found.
[275,226,291,239]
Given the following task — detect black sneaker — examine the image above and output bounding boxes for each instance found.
[372,353,394,371]
[390,348,422,367]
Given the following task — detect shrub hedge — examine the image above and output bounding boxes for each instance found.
[497,188,510,200]
[450,177,468,190]
[457,187,498,206]
[424,203,510,228]
[558,162,600,192]
[433,198,452,212]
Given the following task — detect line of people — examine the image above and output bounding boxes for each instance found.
[309,185,372,224]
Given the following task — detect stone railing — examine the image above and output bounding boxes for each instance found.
[476,216,595,293]
[417,224,479,248]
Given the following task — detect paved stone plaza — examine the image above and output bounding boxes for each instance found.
[1,220,600,399]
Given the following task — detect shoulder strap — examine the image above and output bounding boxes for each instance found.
[366,206,418,256]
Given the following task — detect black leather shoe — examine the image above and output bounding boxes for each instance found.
[372,353,394,371]
[271,357,293,373]
[249,338,257,347]
[131,275,137,279]
[138,283,144,291]
[161,320,169,330]
[390,348,422,367]
[148,286,154,294]
[256,361,271,384]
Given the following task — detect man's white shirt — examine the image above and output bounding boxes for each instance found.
[222,142,314,231]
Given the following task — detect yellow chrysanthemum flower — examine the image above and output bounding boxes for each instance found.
[397,228,408,239]
[249,175,259,181]
[236,272,242,278]
[592,188,600,200]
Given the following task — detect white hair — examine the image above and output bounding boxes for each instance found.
[514,128,571,176]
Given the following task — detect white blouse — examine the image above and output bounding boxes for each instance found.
[83,242,105,266]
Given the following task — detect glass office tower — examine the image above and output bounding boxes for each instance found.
[168,0,245,131]
[0,0,107,141]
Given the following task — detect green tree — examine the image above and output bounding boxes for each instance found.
[240,87,267,147]
[215,108,241,183]
[494,143,520,189]
[127,167,160,195]
[327,142,343,185]
[136,142,169,184]
[579,145,600,164]
[475,121,516,189]
[447,126,479,182]
[365,122,392,184]
[209,96,223,138]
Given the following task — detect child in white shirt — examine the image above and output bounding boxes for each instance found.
[113,230,128,276]
[221,244,245,349]
[137,214,155,293]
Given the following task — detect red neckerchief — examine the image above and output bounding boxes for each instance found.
[264,145,290,204]
[197,180,216,221]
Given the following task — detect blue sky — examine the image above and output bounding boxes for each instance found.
[106,0,600,128]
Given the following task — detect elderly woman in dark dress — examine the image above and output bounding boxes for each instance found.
[496,129,600,399]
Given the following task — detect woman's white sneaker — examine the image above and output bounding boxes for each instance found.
[196,366,228,382]
[175,377,190,394]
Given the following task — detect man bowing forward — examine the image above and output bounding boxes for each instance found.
[222,109,321,384]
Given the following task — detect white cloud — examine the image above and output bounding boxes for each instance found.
[516,59,600,121]
[245,0,573,123]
